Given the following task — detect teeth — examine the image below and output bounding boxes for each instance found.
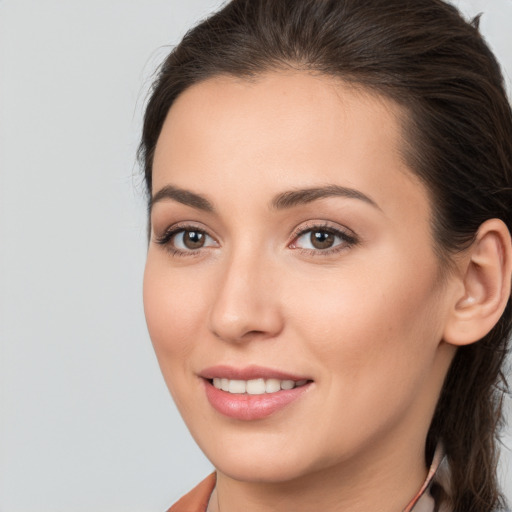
[246,378,266,395]
[280,380,295,390]
[265,378,281,393]
[228,380,246,394]
[212,377,308,394]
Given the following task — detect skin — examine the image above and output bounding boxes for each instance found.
[144,72,463,512]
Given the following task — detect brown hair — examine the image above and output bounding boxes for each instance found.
[139,1,512,510]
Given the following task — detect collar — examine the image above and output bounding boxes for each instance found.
[404,444,451,512]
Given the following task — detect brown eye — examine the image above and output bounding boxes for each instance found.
[180,230,206,249]
[291,225,357,253]
[310,231,335,249]
[160,228,217,252]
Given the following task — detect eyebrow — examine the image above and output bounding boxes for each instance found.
[150,183,380,213]
[150,184,215,212]
[271,185,381,211]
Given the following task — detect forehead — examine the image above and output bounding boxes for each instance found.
[158,71,404,160]
[153,71,429,220]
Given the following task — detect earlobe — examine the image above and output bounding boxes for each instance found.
[443,219,512,347]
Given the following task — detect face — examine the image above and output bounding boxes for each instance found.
[144,72,457,484]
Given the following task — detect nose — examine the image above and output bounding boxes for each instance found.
[208,250,284,343]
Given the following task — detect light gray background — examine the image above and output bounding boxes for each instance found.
[0,1,510,510]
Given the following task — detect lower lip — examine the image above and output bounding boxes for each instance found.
[203,380,312,421]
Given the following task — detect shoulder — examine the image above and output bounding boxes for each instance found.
[166,473,216,512]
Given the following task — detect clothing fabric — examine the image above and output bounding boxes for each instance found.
[167,473,216,512]
[166,447,508,512]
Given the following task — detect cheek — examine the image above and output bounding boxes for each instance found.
[282,265,445,451]
[285,256,444,388]
[143,256,207,364]
[143,257,216,422]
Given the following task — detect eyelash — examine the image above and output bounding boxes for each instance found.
[154,224,217,257]
[290,223,359,256]
[154,222,359,257]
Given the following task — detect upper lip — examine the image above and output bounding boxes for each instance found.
[199,365,311,381]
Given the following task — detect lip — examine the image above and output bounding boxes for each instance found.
[200,365,313,421]
[199,364,311,381]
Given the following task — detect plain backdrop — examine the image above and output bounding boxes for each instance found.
[0,1,511,510]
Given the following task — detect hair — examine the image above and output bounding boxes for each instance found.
[138,1,512,510]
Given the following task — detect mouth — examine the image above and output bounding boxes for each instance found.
[200,366,313,420]
[209,377,310,395]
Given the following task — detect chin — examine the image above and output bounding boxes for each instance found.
[214,456,312,484]
[194,430,329,484]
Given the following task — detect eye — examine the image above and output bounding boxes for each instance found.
[155,226,218,254]
[290,224,358,253]
[173,229,215,250]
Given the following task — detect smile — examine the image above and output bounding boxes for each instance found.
[200,366,313,420]
[211,377,309,395]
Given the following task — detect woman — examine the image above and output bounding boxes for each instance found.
[139,1,512,511]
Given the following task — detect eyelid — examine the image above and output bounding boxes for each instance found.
[153,222,219,255]
[289,221,359,253]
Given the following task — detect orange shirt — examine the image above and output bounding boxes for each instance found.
[167,473,216,512]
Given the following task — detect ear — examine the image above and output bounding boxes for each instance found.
[443,218,512,346]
